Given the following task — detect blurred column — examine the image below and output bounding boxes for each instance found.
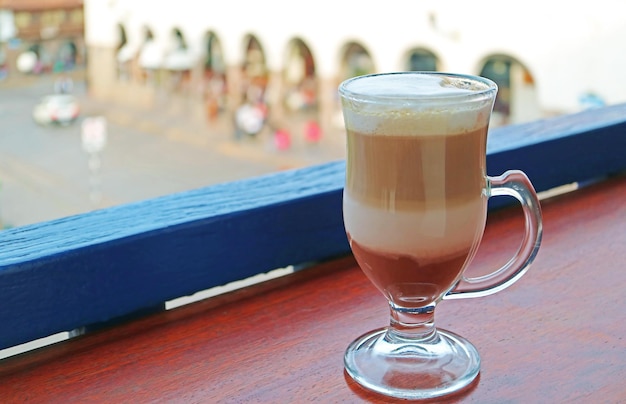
[266,70,286,128]
[318,75,339,143]
[226,65,243,114]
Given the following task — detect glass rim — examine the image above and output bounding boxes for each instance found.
[338,71,498,104]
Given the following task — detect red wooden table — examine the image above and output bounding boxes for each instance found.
[1,175,625,403]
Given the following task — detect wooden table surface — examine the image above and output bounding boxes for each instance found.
[1,175,625,403]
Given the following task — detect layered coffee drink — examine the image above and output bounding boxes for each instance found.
[342,74,494,308]
[340,73,541,400]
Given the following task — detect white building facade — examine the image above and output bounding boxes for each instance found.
[83,0,626,141]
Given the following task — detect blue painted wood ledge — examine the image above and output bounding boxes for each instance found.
[1,103,626,350]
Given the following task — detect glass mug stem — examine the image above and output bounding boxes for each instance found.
[445,170,543,300]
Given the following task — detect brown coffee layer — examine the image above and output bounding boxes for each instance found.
[345,128,487,210]
[348,236,469,308]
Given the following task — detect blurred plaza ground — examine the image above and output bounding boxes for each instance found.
[0,71,346,229]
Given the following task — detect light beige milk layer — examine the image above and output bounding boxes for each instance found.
[343,192,486,261]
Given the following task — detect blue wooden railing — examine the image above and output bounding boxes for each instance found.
[1,103,626,351]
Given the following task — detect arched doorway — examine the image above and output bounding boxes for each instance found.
[339,42,375,80]
[164,28,194,93]
[405,48,439,71]
[242,34,268,104]
[203,31,227,120]
[283,38,320,144]
[234,34,269,138]
[56,40,78,71]
[284,38,317,112]
[115,24,133,81]
[17,43,44,74]
[334,42,375,130]
[138,28,161,86]
[479,55,539,126]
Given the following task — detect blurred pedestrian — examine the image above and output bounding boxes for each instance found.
[274,128,291,151]
[234,102,266,139]
[54,76,74,94]
[304,120,321,143]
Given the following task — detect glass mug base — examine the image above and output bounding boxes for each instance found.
[344,327,480,400]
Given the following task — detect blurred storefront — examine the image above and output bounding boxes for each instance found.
[0,0,85,80]
[81,1,626,148]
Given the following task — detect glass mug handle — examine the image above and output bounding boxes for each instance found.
[444,170,543,300]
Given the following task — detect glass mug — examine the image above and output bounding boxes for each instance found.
[339,72,542,399]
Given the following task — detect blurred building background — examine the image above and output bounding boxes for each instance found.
[3,0,625,148]
[0,0,84,77]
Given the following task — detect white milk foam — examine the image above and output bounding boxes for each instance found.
[342,74,493,136]
[344,192,486,260]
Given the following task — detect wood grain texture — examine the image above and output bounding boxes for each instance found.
[1,103,626,350]
[0,175,625,402]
